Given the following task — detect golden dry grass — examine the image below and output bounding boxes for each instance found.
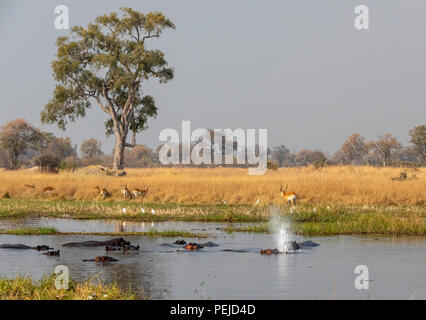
[0,166,424,206]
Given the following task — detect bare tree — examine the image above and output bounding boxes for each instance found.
[336,133,368,165]
[370,133,400,167]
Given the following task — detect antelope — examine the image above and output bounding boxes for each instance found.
[43,186,55,195]
[280,184,297,206]
[121,185,132,199]
[131,186,149,199]
[95,186,110,199]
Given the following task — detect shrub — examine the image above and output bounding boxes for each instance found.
[35,152,61,173]
[267,160,278,171]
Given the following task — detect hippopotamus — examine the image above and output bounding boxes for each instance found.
[42,250,60,256]
[200,242,219,247]
[63,238,130,247]
[285,241,300,252]
[260,248,282,255]
[82,256,118,263]
[176,241,219,248]
[106,245,140,252]
[0,244,52,251]
[183,243,202,250]
[298,240,320,248]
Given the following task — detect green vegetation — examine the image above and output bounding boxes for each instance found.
[289,206,426,235]
[0,199,269,222]
[221,206,425,236]
[223,224,271,233]
[0,275,139,300]
[2,227,58,235]
[0,199,424,236]
[0,227,207,238]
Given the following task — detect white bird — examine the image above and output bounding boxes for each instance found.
[313,208,317,213]
[327,206,331,211]
[122,208,127,213]
[222,200,227,205]
[151,208,156,215]
[141,208,145,214]
[255,197,260,205]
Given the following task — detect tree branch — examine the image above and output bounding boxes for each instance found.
[124,130,137,148]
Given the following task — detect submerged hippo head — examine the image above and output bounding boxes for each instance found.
[43,250,60,256]
[93,256,118,263]
[112,238,131,246]
[183,243,200,250]
[260,248,281,255]
[35,245,51,251]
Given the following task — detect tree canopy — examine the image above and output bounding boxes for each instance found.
[41,8,175,169]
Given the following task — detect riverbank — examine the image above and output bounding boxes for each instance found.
[0,226,208,238]
[0,275,139,300]
[226,206,426,236]
[0,199,424,235]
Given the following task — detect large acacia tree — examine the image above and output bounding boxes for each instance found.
[42,8,175,169]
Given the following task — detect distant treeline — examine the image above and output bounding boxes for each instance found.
[0,119,424,170]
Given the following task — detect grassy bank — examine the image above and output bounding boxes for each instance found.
[0,167,424,235]
[0,201,424,235]
[0,275,139,300]
[224,206,426,236]
[0,198,268,221]
[0,226,208,238]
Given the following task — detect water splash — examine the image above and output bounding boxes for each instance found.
[269,206,293,252]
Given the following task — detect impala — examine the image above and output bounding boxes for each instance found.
[95,186,110,199]
[131,186,149,199]
[121,185,132,199]
[43,186,55,195]
[280,184,297,206]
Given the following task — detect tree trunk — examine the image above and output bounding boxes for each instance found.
[113,134,125,170]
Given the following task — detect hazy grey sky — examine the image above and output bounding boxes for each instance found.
[0,0,425,155]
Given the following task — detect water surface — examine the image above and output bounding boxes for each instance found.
[0,218,425,299]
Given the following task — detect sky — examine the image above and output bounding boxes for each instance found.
[0,0,425,155]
